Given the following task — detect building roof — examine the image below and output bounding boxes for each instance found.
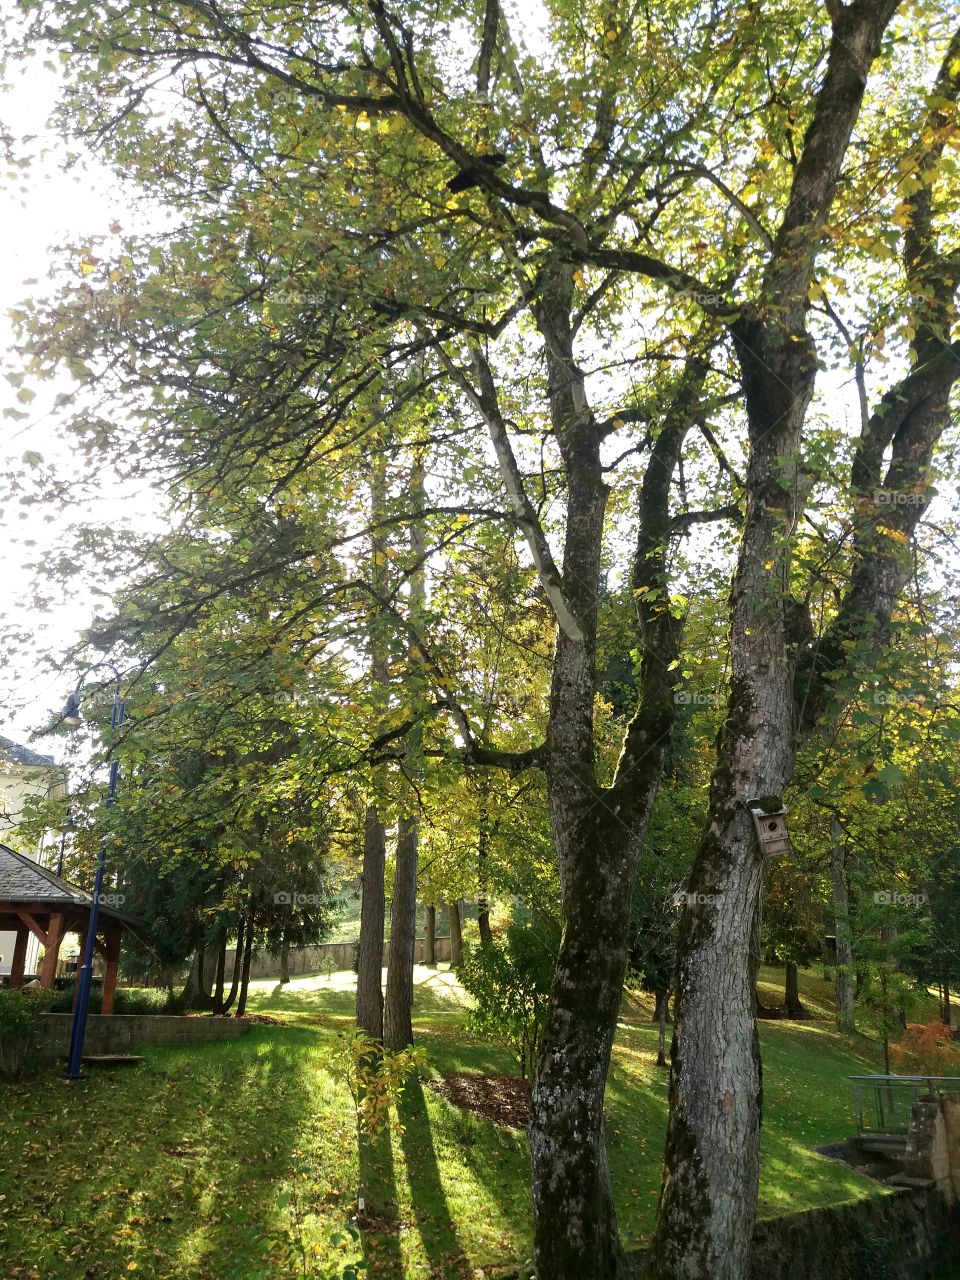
[0,735,59,771]
[0,842,139,928]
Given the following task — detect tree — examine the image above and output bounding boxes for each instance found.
[7,5,960,1277]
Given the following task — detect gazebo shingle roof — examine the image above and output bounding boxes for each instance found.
[0,735,58,770]
[0,842,138,927]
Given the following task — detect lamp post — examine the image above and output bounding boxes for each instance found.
[61,667,125,1081]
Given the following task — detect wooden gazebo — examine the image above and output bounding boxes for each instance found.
[0,842,139,1014]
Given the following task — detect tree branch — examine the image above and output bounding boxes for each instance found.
[433,341,585,644]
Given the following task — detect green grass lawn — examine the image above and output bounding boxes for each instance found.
[0,965,892,1280]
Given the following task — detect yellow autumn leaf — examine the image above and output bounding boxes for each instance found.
[877,525,908,543]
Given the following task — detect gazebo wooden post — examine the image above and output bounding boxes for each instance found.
[9,924,29,989]
[101,923,122,1014]
[39,912,65,988]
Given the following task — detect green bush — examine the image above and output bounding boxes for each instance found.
[459,908,560,1078]
[0,988,55,1079]
[43,985,177,1015]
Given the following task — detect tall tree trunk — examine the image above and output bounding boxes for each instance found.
[448,901,463,967]
[179,949,200,1008]
[357,806,387,1039]
[477,898,493,946]
[235,913,255,1016]
[212,933,227,1014]
[649,320,807,1276]
[220,916,245,1014]
[279,942,290,985]
[943,978,953,1029]
[356,450,391,1041]
[424,904,436,966]
[528,271,689,1280]
[476,772,493,946]
[384,448,425,1052]
[650,15,897,1274]
[784,962,806,1019]
[181,946,215,1010]
[384,814,419,1050]
[198,946,216,1006]
[530,814,642,1279]
[830,820,856,1034]
[652,988,672,1027]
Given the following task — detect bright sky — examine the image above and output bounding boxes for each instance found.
[0,58,166,752]
[0,26,954,756]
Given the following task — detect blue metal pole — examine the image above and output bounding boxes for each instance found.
[65,686,124,1081]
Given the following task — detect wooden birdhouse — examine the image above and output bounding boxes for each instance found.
[749,800,791,858]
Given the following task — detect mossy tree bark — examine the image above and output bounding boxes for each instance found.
[526,270,703,1279]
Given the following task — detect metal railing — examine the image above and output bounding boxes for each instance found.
[850,1074,960,1138]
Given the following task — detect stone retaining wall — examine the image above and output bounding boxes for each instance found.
[228,934,453,980]
[629,1187,960,1280]
[748,1186,960,1280]
[37,1013,249,1059]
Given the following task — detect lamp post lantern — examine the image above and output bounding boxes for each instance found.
[60,667,125,1081]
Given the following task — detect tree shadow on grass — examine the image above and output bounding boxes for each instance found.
[357,1119,405,1280]
[0,1028,319,1280]
[168,1027,328,1274]
[398,1078,468,1277]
